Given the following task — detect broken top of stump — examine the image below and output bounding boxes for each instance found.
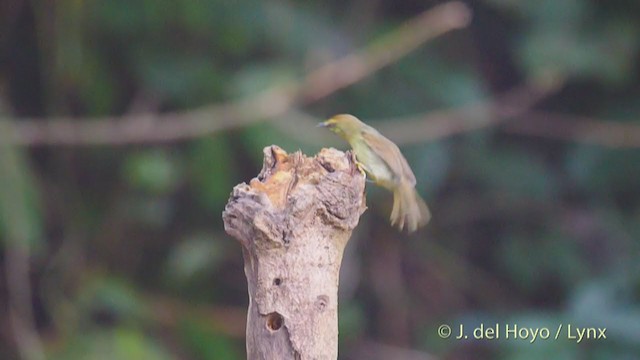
[223,145,367,249]
[222,145,366,360]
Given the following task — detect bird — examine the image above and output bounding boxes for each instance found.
[318,114,430,232]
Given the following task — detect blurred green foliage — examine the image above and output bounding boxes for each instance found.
[0,121,43,254]
[1,0,640,359]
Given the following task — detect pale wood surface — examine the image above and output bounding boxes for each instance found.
[223,146,366,360]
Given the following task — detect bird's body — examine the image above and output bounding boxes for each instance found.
[319,114,430,232]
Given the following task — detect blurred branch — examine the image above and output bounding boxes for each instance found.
[5,1,472,146]
[503,111,640,148]
[298,0,471,103]
[271,76,565,147]
[381,79,640,149]
[376,77,565,145]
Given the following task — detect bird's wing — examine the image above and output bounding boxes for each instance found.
[361,128,416,185]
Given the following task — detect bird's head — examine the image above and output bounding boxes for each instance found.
[318,114,363,139]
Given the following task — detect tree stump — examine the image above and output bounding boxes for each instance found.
[223,145,366,360]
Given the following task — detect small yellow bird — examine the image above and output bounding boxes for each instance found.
[319,114,430,232]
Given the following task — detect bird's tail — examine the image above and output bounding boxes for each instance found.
[390,181,431,233]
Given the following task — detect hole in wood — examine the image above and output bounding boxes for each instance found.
[273,278,282,286]
[266,312,284,331]
[315,295,329,311]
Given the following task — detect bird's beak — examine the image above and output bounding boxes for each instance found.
[316,121,329,128]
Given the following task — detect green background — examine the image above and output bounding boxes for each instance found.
[1,0,639,359]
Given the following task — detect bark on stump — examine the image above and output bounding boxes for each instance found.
[223,145,366,360]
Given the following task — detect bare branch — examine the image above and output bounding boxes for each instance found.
[299,1,471,103]
[269,77,564,147]
[503,111,640,148]
[5,1,472,147]
[376,78,564,145]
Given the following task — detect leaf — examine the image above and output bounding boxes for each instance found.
[188,135,236,210]
[501,313,578,360]
[494,0,640,85]
[486,0,590,28]
[122,149,180,195]
[393,52,487,111]
[50,327,173,360]
[165,233,225,283]
[464,146,558,200]
[338,303,365,343]
[179,316,242,360]
[76,275,145,324]
[264,1,342,58]
[499,231,587,292]
[518,23,640,85]
[569,277,640,345]
[565,145,640,199]
[78,51,118,116]
[230,63,295,99]
[0,121,42,251]
[132,50,226,106]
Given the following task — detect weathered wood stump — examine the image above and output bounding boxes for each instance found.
[223,145,366,360]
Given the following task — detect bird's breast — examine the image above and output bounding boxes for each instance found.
[351,139,395,185]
